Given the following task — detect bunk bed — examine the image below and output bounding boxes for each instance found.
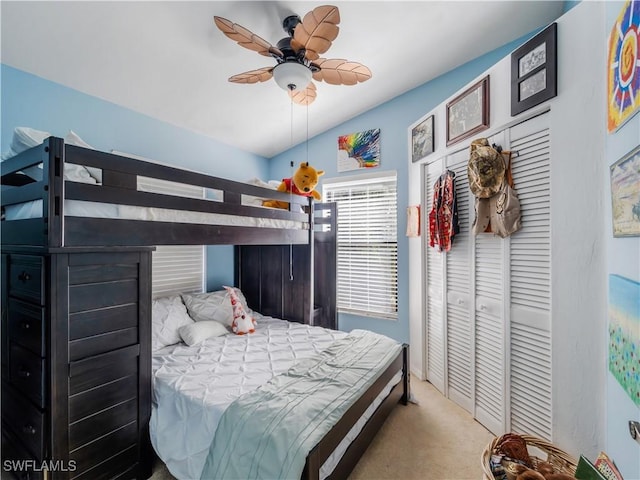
[0,136,409,480]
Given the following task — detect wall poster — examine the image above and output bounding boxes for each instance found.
[607,0,640,133]
[609,274,640,407]
[337,128,380,172]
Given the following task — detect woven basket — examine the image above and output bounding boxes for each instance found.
[481,433,578,480]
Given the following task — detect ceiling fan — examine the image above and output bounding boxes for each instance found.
[213,5,372,105]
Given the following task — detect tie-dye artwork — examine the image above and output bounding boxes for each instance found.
[337,128,380,172]
[607,0,640,133]
[609,274,640,406]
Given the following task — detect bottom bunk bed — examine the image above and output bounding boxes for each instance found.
[0,131,408,479]
[149,291,409,480]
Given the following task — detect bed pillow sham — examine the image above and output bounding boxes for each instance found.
[1,127,99,184]
[64,130,102,183]
[151,295,195,351]
[243,177,281,207]
[178,320,228,346]
[181,287,252,327]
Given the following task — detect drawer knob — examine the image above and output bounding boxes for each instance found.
[18,368,31,378]
[22,424,36,435]
[18,271,31,282]
[20,321,31,330]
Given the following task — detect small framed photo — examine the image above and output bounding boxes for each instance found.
[446,75,490,146]
[411,114,434,162]
[511,22,557,116]
[610,144,640,237]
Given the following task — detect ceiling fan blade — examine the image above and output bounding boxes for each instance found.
[229,67,274,84]
[312,58,372,85]
[293,5,340,61]
[289,82,317,105]
[214,16,283,58]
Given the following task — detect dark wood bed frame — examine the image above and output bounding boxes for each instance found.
[1,137,410,480]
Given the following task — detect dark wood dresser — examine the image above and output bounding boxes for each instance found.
[1,246,153,480]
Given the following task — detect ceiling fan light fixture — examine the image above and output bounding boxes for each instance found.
[273,62,312,91]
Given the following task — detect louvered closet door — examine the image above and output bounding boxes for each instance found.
[473,131,507,435]
[506,113,552,440]
[444,149,473,413]
[425,158,446,394]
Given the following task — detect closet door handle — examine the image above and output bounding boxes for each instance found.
[18,271,31,282]
[18,367,31,378]
[479,304,487,311]
[20,321,31,330]
[457,299,464,305]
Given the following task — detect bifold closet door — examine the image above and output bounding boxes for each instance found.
[425,158,446,394]
[443,149,473,413]
[507,113,552,440]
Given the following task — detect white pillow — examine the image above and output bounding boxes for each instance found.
[151,295,194,351]
[0,127,98,184]
[178,321,228,346]
[181,287,252,327]
[243,177,280,207]
[2,127,51,179]
[64,130,102,183]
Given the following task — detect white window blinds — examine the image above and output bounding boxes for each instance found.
[324,173,398,319]
[136,175,205,299]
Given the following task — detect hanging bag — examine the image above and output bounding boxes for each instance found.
[472,150,522,237]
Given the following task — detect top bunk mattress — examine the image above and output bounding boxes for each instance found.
[3,198,304,230]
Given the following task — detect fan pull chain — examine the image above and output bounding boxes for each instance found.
[289,96,294,282]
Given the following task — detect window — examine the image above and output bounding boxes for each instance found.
[324,172,398,319]
[137,175,205,298]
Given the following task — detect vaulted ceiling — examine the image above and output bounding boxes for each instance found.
[1,1,566,158]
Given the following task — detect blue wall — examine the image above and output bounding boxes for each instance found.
[269,33,535,343]
[604,3,640,477]
[1,30,539,344]
[1,64,269,290]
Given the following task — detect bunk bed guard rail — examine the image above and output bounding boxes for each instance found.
[1,137,313,248]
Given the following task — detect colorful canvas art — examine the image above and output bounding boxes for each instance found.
[607,0,640,133]
[337,128,380,172]
[609,274,640,406]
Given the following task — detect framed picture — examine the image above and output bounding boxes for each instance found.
[610,144,640,237]
[446,75,490,146]
[337,128,380,172]
[511,22,557,116]
[411,115,434,162]
[607,0,640,133]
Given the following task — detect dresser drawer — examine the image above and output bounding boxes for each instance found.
[2,385,45,462]
[8,300,45,357]
[9,256,44,306]
[1,429,44,480]
[9,344,45,409]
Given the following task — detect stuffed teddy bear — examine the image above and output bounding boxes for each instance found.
[224,286,256,335]
[262,162,325,210]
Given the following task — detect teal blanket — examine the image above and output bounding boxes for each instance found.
[200,329,401,480]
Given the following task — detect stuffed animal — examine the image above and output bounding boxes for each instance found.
[224,286,256,335]
[262,162,325,209]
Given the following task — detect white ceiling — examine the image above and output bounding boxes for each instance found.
[1,1,565,158]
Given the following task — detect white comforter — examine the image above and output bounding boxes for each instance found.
[200,329,401,480]
[150,316,347,480]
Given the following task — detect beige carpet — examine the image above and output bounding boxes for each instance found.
[150,378,494,480]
